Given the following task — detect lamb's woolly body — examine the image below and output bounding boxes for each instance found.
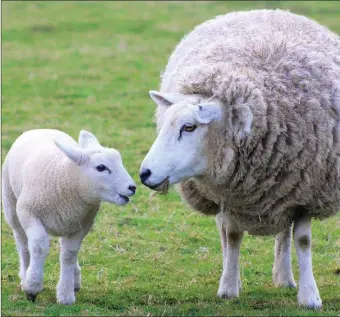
[2,129,135,304]
[3,129,100,236]
[158,9,340,235]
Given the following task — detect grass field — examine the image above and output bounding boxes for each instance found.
[2,1,340,316]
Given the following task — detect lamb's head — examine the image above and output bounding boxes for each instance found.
[54,130,136,205]
[140,91,223,191]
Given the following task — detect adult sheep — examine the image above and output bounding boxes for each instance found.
[2,129,136,304]
[140,9,340,309]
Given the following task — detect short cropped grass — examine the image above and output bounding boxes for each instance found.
[2,1,340,316]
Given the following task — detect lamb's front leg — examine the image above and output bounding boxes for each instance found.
[57,233,84,305]
[56,211,97,305]
[216,213,243,299]
[294,216,322,309]
[272,225,296,288]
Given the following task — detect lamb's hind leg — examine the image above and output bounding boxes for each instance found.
[294,215,322,309]
[216,213,243,299]
[18,210,50,302]
[13,228,30,289]
[272,225,296,288]
[2,185,30,289]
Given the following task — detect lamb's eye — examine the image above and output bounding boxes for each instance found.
[183,125,197,132]
[96,164,106,172]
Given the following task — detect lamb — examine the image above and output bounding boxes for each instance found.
[2,129,136,304]
[139,9,340,309]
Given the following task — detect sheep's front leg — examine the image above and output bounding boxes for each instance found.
[294,216,322,309]
[216,214,243,299]
[216,213,242,296]
[57,233,84,305]
[272,225,296,288]
[20,217,50,302]
[74,260,81,292]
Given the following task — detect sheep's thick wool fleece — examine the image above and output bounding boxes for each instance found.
[158,10,340,235]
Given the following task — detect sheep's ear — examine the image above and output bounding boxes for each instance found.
[193,103,223,124]
[149,90,186,107]
[78,130,101,149]
[54,139,87,166]
[231,105,253,141]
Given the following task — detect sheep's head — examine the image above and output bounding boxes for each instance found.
[54,130,136,205]
[140,91,223,191]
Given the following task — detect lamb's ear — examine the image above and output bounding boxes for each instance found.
[54,139,87,166]
[231,105,253,141]
[149,90,186,108]
[78,130,101,149]
[193,103,223,124]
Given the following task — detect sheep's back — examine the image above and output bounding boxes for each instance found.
[161,9,340,94]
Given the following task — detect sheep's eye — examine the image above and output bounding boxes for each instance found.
[183,125,197,132]
[96,164,106,172]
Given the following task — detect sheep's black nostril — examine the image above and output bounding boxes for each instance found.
[128,185,136,194]
[140,168,152,183]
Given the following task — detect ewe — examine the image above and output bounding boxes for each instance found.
[140,9,340,309]
[2,129,136,304]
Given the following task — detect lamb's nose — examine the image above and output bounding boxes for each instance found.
[128,185,136,194]
[140,168,151,183]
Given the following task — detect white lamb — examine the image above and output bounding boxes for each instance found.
[2,129,136,304]
[140,9,340,309]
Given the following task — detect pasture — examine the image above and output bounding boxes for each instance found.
[1,1,340,316]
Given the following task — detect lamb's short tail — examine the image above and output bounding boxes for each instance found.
[1,158,18,227]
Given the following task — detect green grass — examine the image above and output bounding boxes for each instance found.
[2,1,340,316]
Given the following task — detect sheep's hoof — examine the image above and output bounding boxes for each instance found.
[217,287,239,299]
[274,280,297,289]
[74,287,80,292]
[218,292,239,299]
[26,292,37,302]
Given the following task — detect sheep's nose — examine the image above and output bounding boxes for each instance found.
[128,185,136,194]
[140,168,151,183]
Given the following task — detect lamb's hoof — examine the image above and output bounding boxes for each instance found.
[298,294,322,310]
[26,292,37,302]
[74,287,80,292]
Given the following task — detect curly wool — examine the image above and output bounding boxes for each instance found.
[161,9,340,235]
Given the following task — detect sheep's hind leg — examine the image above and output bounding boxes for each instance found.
[294,216,322,309]
[272,225,296,288]
[216,213,243,299]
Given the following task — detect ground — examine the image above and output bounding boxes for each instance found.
[1,1,340,316]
